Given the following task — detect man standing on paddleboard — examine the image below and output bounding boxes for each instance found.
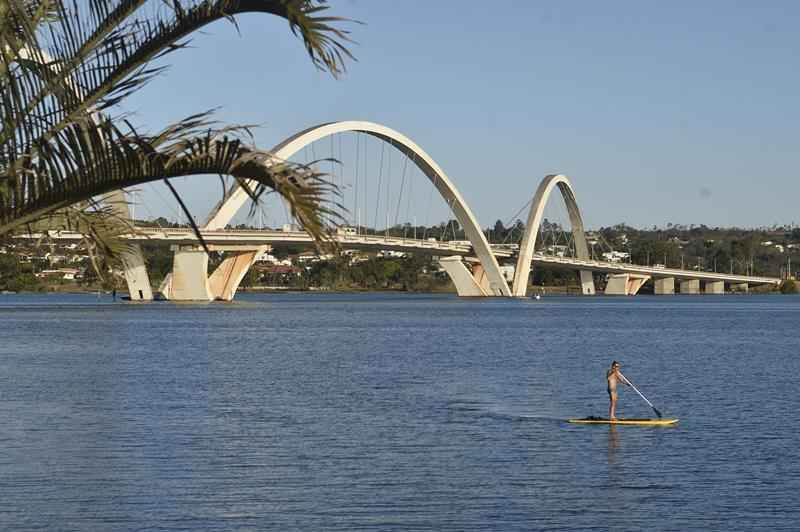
[606,361,630,420]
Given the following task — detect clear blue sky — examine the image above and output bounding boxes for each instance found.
[128,1,800,229]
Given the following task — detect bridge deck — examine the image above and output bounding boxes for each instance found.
[18,228,781,286]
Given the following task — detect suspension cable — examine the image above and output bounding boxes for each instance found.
[373,140,385,230]
[385,140,394,235]
[404,151,417,234]
[353,132,360,228]
[146,183,185,225]
[499,197,534,244]
[393,151,410,228]
[363,134,368,234]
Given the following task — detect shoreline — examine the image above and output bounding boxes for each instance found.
[2,285,781,297]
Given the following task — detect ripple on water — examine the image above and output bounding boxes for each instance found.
[1,292,799,531]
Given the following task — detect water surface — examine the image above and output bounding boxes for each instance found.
[1,293,798,531]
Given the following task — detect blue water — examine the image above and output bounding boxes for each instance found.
[1,292,798,531]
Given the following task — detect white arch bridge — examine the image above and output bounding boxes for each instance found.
[96,120,778,301]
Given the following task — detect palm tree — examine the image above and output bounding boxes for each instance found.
[0,0,352,255]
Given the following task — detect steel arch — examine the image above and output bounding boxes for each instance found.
[204,121,511,296]
[511,174,591,296]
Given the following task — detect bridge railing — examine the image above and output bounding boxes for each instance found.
[15,229,780,284]
[532,253,781,284]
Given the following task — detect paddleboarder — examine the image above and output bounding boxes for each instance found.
[606,360,630,420]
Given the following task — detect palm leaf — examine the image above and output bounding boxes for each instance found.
[1,0,355,265]
[0,113,345,242]
[1,0,354,150]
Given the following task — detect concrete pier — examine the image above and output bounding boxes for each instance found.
[654,277,675,295]
[579,270,596,295]
[120,248,153,301]
[605,273,650,295]
[439,256,486,296]
[208,246,268,301]
[731,282,749,293]
[679,279,700,294]
[168,246,213,301]
[705,280,724,294]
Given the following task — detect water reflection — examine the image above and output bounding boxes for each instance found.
[608,425,620,463]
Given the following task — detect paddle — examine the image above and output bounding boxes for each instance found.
[618,371,663,418]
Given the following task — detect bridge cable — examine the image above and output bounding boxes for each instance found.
[423,179,435,241]
[330,134,337,228]
[424,154,444,241]
[362,134,369,234]
[138,187,165,228]
[338,133,344,209]
[403,152,417,237]
[441,197,456,241]
[498,197,535,245]
[372,140,385,232]
[146,182,185,226]
[393,151,410,229]
[385,139,394,236]
[353,132,360,229]
[310,139,321,224]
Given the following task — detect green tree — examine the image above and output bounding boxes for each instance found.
[0,252,20,278]
[0,0,352,255]
[4,271,43,291]
[780,279,797,294]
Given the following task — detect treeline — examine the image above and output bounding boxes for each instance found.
[0,248,112,292]
[239,254,450,292]
[595,223,799,277]
[4,220,800,294]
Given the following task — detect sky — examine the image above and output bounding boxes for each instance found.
[126,1,800,230]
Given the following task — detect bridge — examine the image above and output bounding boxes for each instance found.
[47,120,780,301]
[29,224,778,299]
[126,228,780,297]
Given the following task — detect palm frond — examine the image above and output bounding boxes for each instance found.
[1,0,354,150]
[1,0,355,263]
[0,113,344,242]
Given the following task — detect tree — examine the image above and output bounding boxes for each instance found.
[0,0,352,255]
[780,279,797,294]
[492,220,506,242]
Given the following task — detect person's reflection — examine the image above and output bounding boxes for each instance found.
[608,425,620,463]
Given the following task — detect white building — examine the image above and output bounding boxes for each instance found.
[37,268,80,280]
[295,252,333,263]
[377,250,407,258]
[546,245,569,257]
[254,252,279,264]
[336,226,357,236]
[499,265,515,282]
[602,251,630,263]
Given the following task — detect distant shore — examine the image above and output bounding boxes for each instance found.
[2,283,781,297]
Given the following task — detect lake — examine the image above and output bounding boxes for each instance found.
[1,292,798,531]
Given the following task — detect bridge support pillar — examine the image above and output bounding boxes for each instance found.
[579,270,596,295]
[471,263,495,295]
[208,246,269,301]
[679,279,700,294]
[654,277,675,295]
[705,280,724,294]
[439,256,488,296]
[731,282,749,293]
[158,273,173,299]
[605,273,650,295]
[105,189,153,301]
[166,246,213,301]
[120,248,153,301]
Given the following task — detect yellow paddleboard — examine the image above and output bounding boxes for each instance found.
[568,417,678,426]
